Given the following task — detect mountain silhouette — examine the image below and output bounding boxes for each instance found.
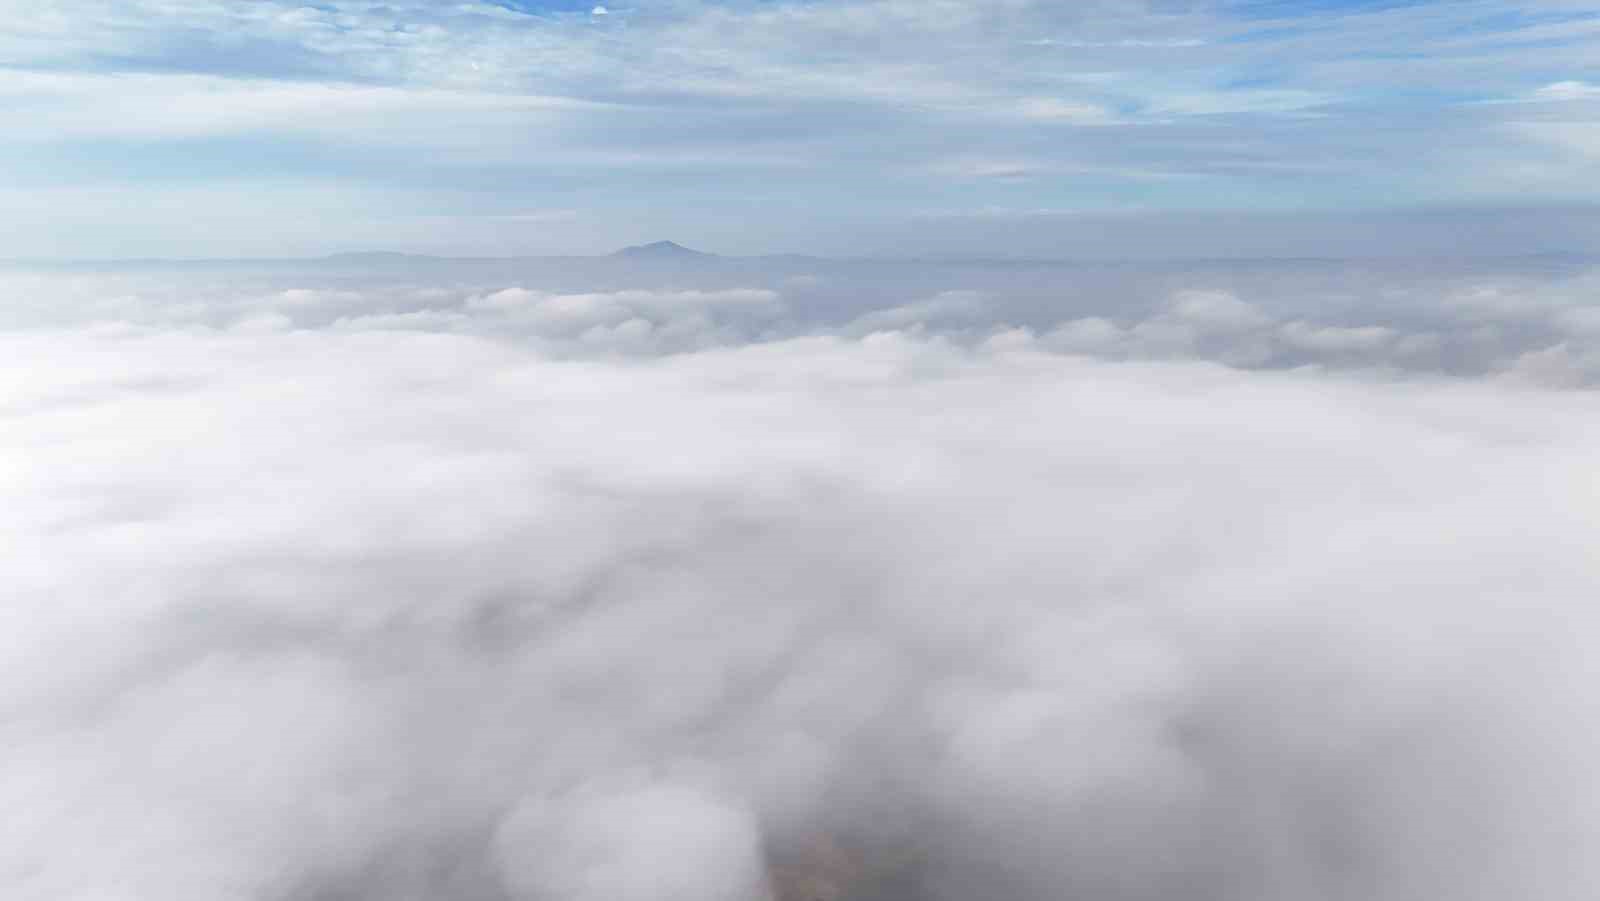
[612,240,715,259]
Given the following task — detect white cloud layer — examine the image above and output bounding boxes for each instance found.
[7,256,1600,379]
[5,259,1600,898]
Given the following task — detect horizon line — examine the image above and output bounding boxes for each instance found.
[4,248,1597,267]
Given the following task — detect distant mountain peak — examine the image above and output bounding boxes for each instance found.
[612,240,713,259]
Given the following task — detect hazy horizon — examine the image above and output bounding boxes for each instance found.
[6,1,1600,259]
[12,225,1600,265]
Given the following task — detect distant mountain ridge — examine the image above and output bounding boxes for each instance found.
[611,240,715,259]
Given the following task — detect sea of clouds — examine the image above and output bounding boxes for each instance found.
[4,256,1600,900]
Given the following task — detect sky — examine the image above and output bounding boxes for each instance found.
[5,0,1600,257]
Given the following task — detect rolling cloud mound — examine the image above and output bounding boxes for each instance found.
[4,259,1600,899]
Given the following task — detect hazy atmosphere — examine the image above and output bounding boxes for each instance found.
[5,2,1600,900]
[6,0,1600,258]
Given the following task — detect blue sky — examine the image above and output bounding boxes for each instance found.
[3,0,1599,257]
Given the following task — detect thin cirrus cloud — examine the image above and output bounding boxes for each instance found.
[2,0,1599,257]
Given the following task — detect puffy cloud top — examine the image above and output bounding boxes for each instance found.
[6,257,1600,899]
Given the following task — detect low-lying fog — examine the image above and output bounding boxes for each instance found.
[4,252,1600,900]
